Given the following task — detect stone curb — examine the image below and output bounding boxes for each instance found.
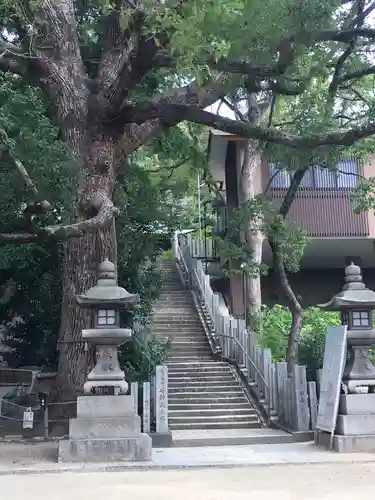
[1,457,375,476]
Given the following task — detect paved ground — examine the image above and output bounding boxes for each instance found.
[2,462,375,499]
[0,441,375,474]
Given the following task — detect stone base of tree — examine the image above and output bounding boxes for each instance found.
[58,396,152,462]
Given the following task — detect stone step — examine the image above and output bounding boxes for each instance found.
[155,297,192,301]
[155,293,191,296]
[167,360,229,366]
[168,394,248,404]
[152,323,204,329]
[169,382,240,390]
[169,344,211,351]
[155,326,203,330]
[169,356,213,362]
[153,329,205,335]
[160,285,184,290]
[169,402,251,410]
[169,420,261,430]
[156,338,207,344]
[168,369,233,377]
[157,328,205,333]
[164,321,205,327]
[155,295,191,299]
[153,308,196,313]
[156,299,190,302]
[170,340,210,346]
[168,375,236,383]
[155,332,206,338]
[152,317,202,323]
[168,368,234,376]
[166,361,223,368]
[169,352,212,359]
[171,428,296,448]
[170,341,209,348]
[169,408,256,418]
[167,356,214,362]
[153,300,195,304]
[169,383,240,393]
[168,371,233,378]
[168,365,232,372]
[169,412,258,422]
[162,336,208,342]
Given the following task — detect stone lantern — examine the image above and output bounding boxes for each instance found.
[319,262,375,393]
[75,259,137,396]
[58,259,152,463]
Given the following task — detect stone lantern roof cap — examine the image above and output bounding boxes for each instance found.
[319,262,375,311]
[75,259,138,308]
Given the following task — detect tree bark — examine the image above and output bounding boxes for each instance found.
[238,138,264,330]
[271,246,303,375]
[268,169,308,375]
[56,222,117,402]
[55,129,120,401]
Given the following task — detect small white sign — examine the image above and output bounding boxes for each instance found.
[23,407,34,429]
[155,365,168,434]
[143,381,151,433]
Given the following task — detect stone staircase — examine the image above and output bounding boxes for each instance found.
[152,259,262,432]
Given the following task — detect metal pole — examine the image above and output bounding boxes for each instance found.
[244,268,248,328]
[197,171,202,239]
[204,202,208,273]
[43,395,49,440]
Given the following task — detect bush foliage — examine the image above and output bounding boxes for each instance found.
[259,305,341,378]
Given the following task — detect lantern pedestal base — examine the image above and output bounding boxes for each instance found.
[316,394,375,453]
[316,430,375,453]
[58,435,152,462]
[58,395,152,463]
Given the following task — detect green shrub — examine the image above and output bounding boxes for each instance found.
[259,304,290,362]
[298,307,340,379]
[119,335,171,382]
[259,305,341,379]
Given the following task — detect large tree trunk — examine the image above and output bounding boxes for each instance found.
[239,138,264,330]
[56,224,117,402]
[55,133,119,402]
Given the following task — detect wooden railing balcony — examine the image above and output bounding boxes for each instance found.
[266,188,369,237]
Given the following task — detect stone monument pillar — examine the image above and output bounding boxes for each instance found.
[58,260,152,462]
[317,263,375,452]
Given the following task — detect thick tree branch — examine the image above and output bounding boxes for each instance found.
[121,101,375,149]
[0,196,118,246]
[0,132,52,213]
[31,0,88,152]
[328,43,357,107]
[278,169,308,217]
[327,0,366,108]
[339,65,375,83]
[349,0,375,27]
[96,6,148,109]
[116,74,230,156]
[0,41,30,76]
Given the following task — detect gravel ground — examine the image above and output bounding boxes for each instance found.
[1,462,375,500]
